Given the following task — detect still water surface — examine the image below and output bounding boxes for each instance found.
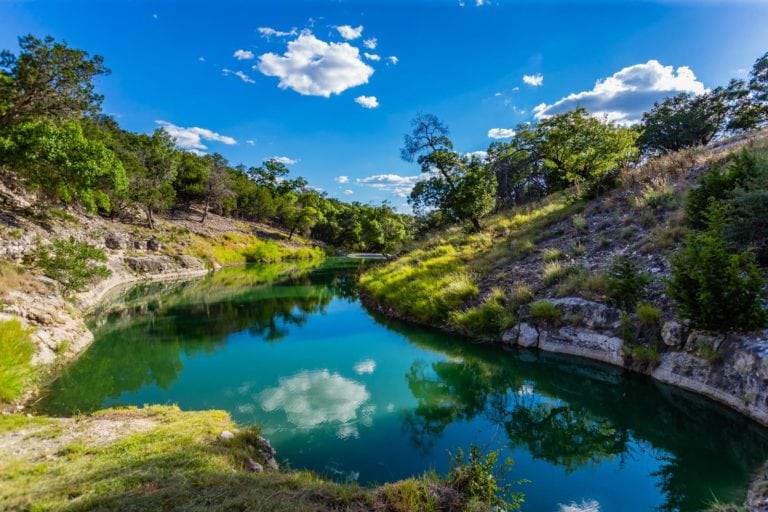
[38,260,768,511]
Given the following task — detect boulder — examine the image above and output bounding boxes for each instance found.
[548,297,622,330]
[177,255,203,269]
[245,458,263,473]
[661,321,683,348]
[687,330,725,353]
[146,236,161,252]
[126,256,168,274]
[104,232,128,250]
[503,322,539,348]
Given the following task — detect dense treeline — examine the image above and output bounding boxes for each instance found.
[0,35,410,253]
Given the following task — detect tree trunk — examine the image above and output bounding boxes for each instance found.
[470,217,481,232]
[288,228,295,240]
[147,206,155,230]
[201,197,210,224]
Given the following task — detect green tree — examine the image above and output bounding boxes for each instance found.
[173,152,209,206]
[34,237,111,295]
[403,114,496,230]
[0,119,126,211]
[200,153,234,224]
[667,208,767,332]
[248,159,289,192]
[131,129,180,229]
[0,35,108,128]
[637,92,728,154]
[516,108,639,194]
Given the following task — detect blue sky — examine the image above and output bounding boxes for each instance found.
[2,0,767,211]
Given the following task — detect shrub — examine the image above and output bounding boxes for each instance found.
[633,178,677,210]
[530,300,562,326]
[451,288,514,337]
[33,237,111,295]
[541,247,566,263]
[0,319,35,402]
[624,345,661,366]
[572,214,588,233]
[510,283,534,311]
[542,261,581,286]
[606,256,650,311]
[635,303,662,327]
[447,444,523,511]
[667,214,767,332]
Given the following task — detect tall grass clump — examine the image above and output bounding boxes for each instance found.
[451,288,514,337]
[190,233,324,267]
[0,319,35,402]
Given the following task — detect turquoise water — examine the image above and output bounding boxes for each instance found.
[38,260,768,511]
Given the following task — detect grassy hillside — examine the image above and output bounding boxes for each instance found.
[361,132,768,341]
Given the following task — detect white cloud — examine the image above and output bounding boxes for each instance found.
[246,140,255,145]
[258,26,298,38]
[487,128,516,139]
[494,92,503,97]
[270,156,297,165]
[363,52,381,62]
[155,120,236,151]
[354,95,379,109]
[152,13,158,20]
[335,24,363,40]
[387,56,399,65]
[334,175,349,184]
[559,500,600,512]
[465,150,489,161]
[533,60,706,124]
[476,0,488,5]
[259,370,370,429]
[357,173,421,198]
[257,31,374,97]
[223,68,255,84]
[523,73,544,86]
[354,359,376,375]
[198,56,205,62]
[363,38,377,50]
[343,189,354,195]
[233,49,254,60]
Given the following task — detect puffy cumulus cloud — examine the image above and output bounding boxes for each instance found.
[258,26,298,38]
[223,68,255,84]
[559,500,600,512]
[357,173,421,198]
[270,156,297,165]
[533,60,706,124]
[335,24,363,40]
[523,73,544,86]
[343,189,354,195]
[387,56,399,65]
[487,128,516,139]
[334,175,349,183]
[465,150,488,161]
[363,38,377,50]
[354,95,379,109]
[363,52,381,62]
[155,120,236,151]
[257,32,374,97]
[353,359,376,375]
[233,49,254,60]
[259,370,370,429]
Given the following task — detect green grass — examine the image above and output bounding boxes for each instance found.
[188,233,324,268]
[450,288,515,337]
[0,318,35,403]
[636,303,662,327]
[529,300,562,326]
[541,248,566,263]
[0,406,516,511]
[542,261,581,286]
[360,194,584,326]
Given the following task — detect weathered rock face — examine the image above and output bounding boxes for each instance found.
[176,255,203,269]
[661,321,683,347]
[502,322,539,348]
[540,326,625,366]
[104,232,128,250]
[146,237,161,252]
[653,332,768,427]
[547,297,622,330]
[126,256,169,274]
